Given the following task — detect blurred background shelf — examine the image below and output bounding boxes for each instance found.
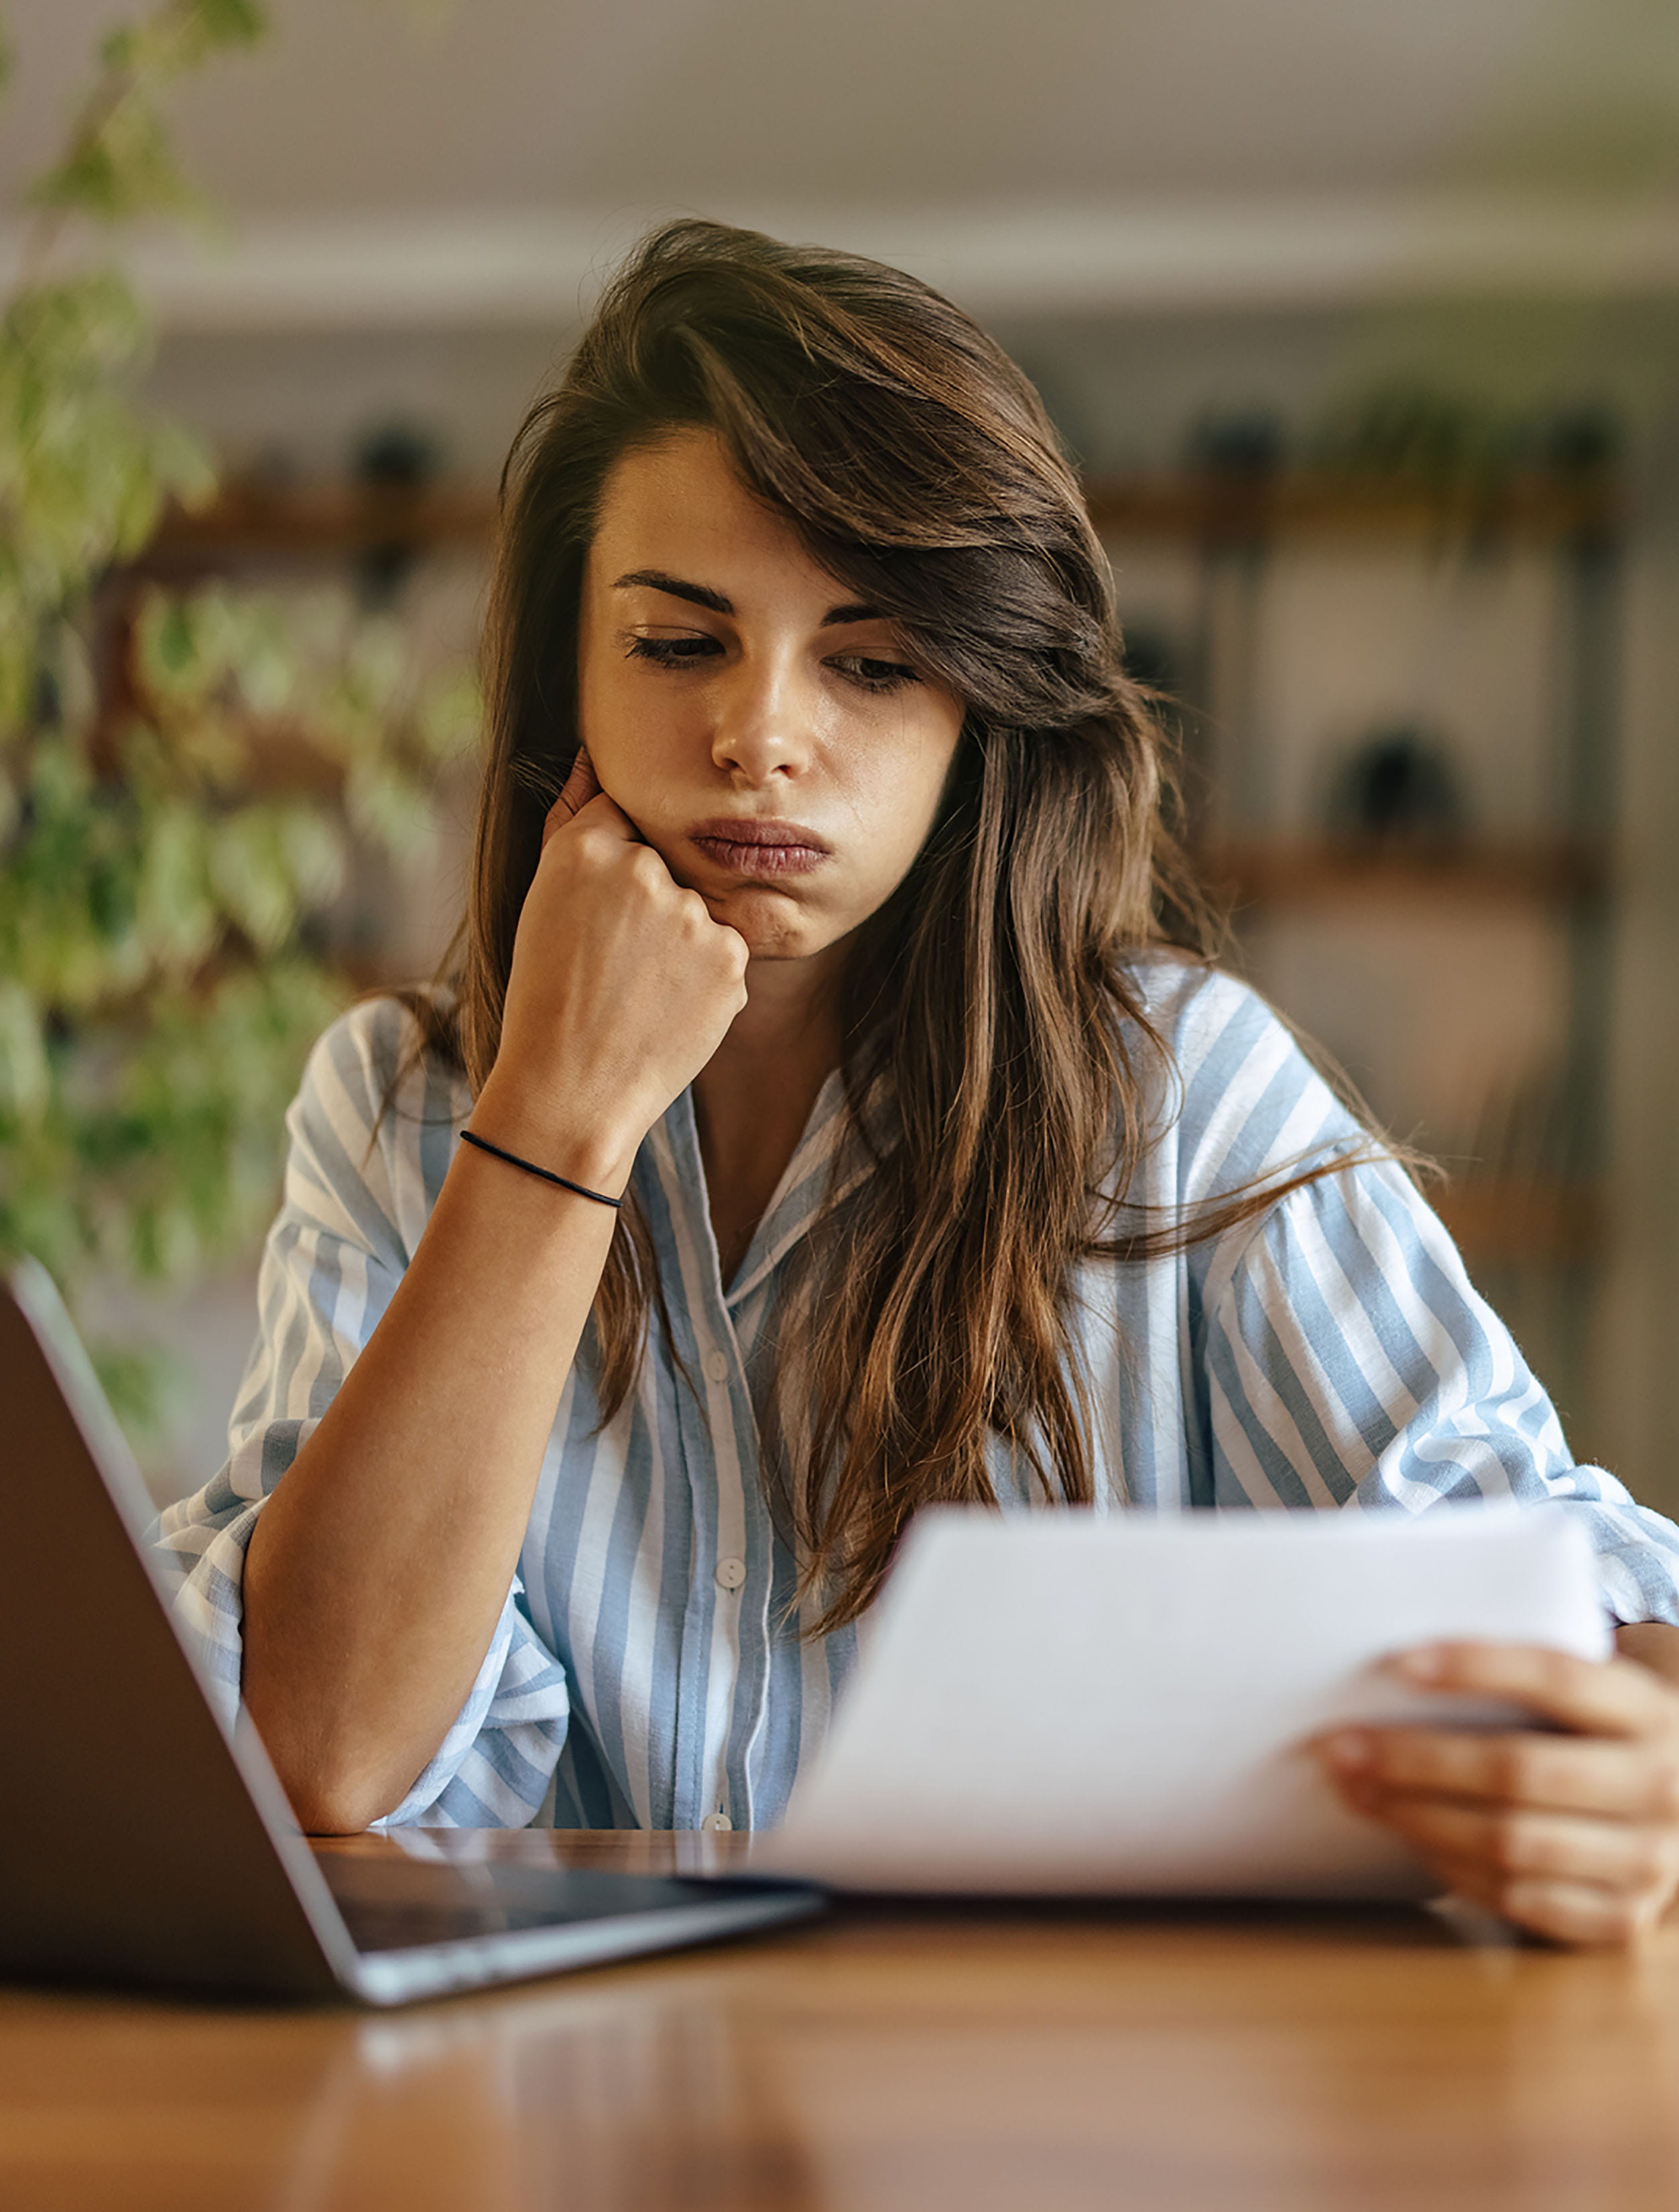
[1086,473,1623,544]
[1196,840,1610,907]
[143,468,1621,570]
[141,482,498,571]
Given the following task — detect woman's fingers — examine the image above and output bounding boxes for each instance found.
[556,743,603,818]
[1378,1827,1669,1949]
[1336,1772,1679,1945]
[1321,1721,1679,1820]
[1430,1853,1665,1947]
[1312,1640,1679,1946]
[542,745,607,848]
[1389,1639,1679,1742]
[1336,1778,1679,1896]
[1498,1880,1667,1947]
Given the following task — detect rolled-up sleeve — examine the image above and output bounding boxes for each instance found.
[1202,1152,1679,1625]
[153,999,571,1825]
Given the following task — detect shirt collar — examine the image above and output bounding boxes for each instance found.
[645,1066,886,1312]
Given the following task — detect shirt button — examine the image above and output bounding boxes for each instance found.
[714,1556,747,1591]
[703,1350,729,1384]
[701,1811,733,1833]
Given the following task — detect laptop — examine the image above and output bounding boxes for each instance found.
[0,1262,824,2005]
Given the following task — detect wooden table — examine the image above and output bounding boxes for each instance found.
[6,1829,1679,2211]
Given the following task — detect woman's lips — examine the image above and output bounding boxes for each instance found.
[686,817,832,879]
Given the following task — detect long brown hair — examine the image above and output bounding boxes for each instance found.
[408,219,1360,1632]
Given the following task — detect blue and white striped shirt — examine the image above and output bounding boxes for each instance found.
[156,957,1679,1831]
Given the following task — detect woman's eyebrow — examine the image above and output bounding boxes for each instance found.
[613,568,732,614]
[613,568,883,629]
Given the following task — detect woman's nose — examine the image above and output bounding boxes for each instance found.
[709,656,813,782]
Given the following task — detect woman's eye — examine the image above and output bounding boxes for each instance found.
[830,655,921,694]
[626,634,721,668]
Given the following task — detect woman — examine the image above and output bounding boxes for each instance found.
[162,221,1679,1945]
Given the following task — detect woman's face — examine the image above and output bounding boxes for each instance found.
[576,428,966,964]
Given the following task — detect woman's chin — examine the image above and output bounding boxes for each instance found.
[734,918,828,963]
[706,885,836,963]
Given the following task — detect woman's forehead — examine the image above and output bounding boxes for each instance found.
[588,429,859,618]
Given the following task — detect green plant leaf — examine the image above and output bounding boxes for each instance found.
[0,982,50,1123]
[29,89,202,223]
[103,1,267,80]
[0,0,475,1446]
[90,1337,183,1445]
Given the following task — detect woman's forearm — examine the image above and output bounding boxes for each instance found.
[241,1124,626,1834]
[243,754,749,1833]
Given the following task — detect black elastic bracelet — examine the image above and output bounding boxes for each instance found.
[458,1128,623,1210]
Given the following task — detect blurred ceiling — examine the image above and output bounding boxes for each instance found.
[5,0,1679,324]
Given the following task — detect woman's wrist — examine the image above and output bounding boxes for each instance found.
[467,1070,643,1199]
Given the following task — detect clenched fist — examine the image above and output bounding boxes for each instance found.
[472,747,749,1192]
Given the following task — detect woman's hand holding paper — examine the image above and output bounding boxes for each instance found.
[1319,1637,1679,1947]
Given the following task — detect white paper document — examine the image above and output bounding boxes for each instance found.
[757,1505,1609,1899]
